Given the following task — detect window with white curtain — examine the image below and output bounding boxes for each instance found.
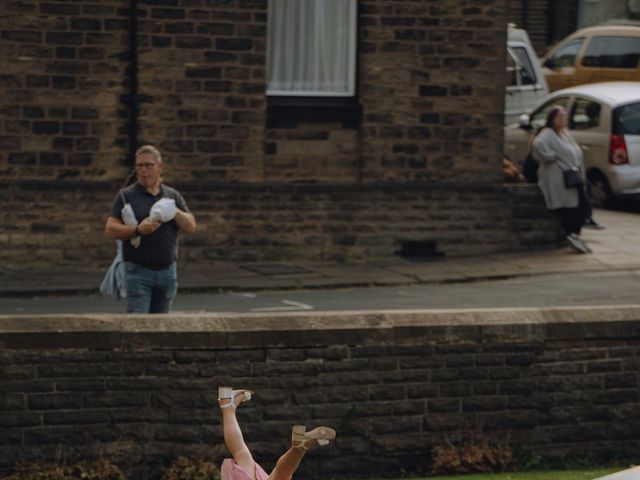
[267,0,357,97]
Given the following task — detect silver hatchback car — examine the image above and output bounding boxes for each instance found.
[504,81,640,207]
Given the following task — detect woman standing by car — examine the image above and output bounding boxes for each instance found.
[532,106,592,254]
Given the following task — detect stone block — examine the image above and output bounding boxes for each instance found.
[0,411,42,427]
[83,392,148,408]
[0,393,24,411]
[28,393,82,410]
[2,30,42,43]
[587,360,623,374]
[110,408,169,423]
[176,36,212,49]
[462,396,506,412]
[37,363,121,378]
[216,38,252,50]
[43,409,110,425]
[0,380,55,394]
[604,373,638,389]
[0,365,35,380]
[371,416,421,434]
[55,380,106,392]
[150,391,206,408]
[423,413,473,431]
[480,410,537,429]
[428,398,460,413]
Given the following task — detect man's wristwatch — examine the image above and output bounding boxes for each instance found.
[134,226,141,237]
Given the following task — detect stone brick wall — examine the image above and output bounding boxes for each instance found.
[0,180,562,267]
[357,0,507,183]
[136,0,267,183]
[0,0,130,181]
[0,0,553,266]
[1,0,508,183]
[1,308,639,478]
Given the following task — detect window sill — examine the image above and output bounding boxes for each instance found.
[266,96,363,128]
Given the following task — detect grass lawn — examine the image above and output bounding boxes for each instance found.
[388,468,621,480]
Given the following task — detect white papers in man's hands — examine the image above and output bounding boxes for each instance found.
[121,203,140,248]
[149,198,177,223]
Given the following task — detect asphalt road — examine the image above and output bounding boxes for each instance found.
[1,269,639,315]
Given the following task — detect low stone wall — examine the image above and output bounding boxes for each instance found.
[1,307,639,478]
[0,180,562,268]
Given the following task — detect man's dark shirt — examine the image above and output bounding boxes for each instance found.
[110,183,189,269]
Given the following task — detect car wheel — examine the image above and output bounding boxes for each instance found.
[587,171,614,209]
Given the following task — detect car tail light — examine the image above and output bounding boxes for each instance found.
[609,134,629,165]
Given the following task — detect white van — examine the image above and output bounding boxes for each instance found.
[505,25,549,125]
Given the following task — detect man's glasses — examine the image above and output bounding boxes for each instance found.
[135,162,157,170]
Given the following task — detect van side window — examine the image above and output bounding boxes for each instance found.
[582,37,640,68]
[530,97,572,130]
[510,46,537,85]
[546,39,583,68]
[571,98,601,130]
[506,49,519,87]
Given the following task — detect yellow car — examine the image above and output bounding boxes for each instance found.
[541,24,640,92]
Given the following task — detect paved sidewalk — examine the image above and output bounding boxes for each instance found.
[2,208,639,297]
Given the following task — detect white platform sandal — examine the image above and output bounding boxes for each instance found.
[218,386,253,409]
[291,425,336,450]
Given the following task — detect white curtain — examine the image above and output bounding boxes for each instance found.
[267,0,356,96]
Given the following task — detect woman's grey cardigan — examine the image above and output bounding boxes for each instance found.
[531,127,584,210]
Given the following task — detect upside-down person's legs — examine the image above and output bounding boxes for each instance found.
[268,447,306,480]
[220,396,255,477]
[268,425,335,480]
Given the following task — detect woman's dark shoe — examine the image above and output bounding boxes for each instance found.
[584,217,605,230]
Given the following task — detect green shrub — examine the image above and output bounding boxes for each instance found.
[5,460,126,480]
[162,456,220,480]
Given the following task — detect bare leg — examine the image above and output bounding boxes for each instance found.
[268,430,328,480]
[267,446,307,480]
[220,397,255,477]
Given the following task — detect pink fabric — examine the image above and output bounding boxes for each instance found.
[221,459,269,480]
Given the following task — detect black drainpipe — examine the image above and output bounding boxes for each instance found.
[128,0,139,169]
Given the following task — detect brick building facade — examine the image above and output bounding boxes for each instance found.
[0,0,561,268]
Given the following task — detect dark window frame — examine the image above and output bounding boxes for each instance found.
[266,0,362,128]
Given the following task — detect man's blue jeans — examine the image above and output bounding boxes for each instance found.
[124,262,177,313]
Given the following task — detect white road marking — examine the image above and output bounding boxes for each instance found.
[250,300,314,312]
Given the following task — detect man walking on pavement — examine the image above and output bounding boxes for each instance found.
[105,145,196,313]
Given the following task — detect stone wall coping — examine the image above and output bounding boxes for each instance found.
[1,306,639,349]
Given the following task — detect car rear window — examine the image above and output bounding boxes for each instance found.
[582,36,640,68]
[614,102,640,134]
